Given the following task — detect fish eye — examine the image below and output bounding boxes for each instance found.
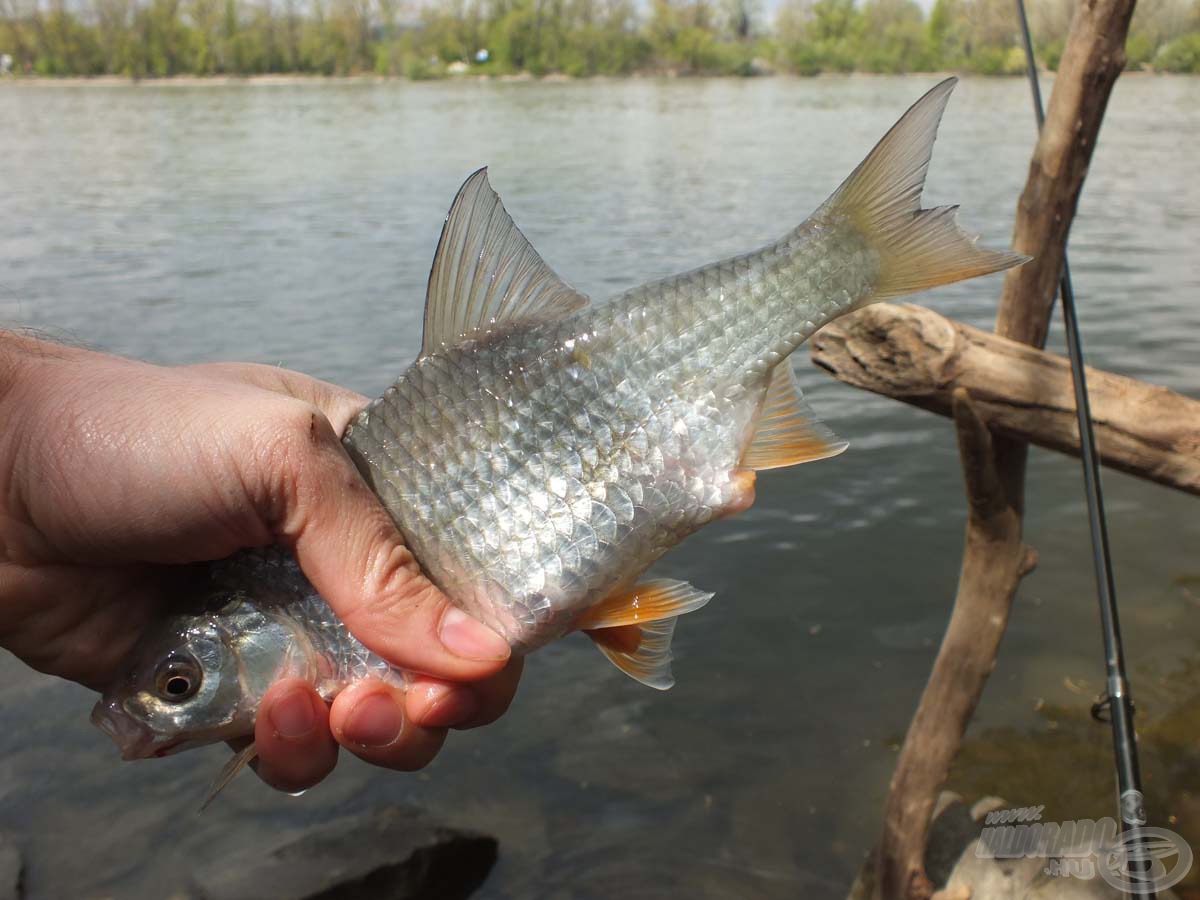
[153,656,201,702]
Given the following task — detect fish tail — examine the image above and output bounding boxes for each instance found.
[822,77,1028,305]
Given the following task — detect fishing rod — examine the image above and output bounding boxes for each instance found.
[1011,4,1156,896]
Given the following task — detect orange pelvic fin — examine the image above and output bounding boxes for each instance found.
[580,579,714,690]
[740,363,848,471]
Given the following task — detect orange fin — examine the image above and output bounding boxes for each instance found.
[740,363,848,471]
[578,579,714,630]
[580,579,714,690]
[584,623,643,655]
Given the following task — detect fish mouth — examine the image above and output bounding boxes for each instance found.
[90,699,186,761]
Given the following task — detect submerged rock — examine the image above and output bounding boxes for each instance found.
[191,807,496,900]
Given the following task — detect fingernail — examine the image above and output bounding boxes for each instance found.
[268,690,315,741]
[420,686,480,729]
[439,607,510,661]
[344,692,404,748]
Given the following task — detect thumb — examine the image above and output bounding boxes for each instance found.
[266,405,511,682]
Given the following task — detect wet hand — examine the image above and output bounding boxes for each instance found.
[251,662,523,791]
[0,332,521,789]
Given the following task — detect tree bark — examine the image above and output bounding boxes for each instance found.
[811,303,1200,497]
[873,391,1036,900]
[994,0,1137,350]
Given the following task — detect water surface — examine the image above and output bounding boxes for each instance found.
[1,75,1198,898]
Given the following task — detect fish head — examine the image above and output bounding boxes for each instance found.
[92,593,303,760]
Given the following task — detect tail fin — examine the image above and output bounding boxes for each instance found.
[822,77,1028,304]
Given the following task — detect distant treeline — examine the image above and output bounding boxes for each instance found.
[2,0,1199,78]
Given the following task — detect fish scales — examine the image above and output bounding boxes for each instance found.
[344,194,877,652]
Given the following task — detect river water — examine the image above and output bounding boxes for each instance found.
[0,75,1197,898]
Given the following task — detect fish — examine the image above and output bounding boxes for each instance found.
[92,78,1025,773]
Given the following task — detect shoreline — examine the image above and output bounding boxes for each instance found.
[0,69,1176,87]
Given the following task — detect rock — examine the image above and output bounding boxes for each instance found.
[944,849,1114,899]
[944,821,1183,900]
[0,834,21,900]
[923,798,977,887]
[969,796,1007,822]
[191,807,496,900]
[846,794,1183,900]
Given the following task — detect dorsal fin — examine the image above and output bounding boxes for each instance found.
[421,168,590,358]
[741,363,848,471]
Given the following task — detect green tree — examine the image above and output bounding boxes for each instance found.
[1156,30,1200,71]
[4,0,1200,79]
[860,0,928,72]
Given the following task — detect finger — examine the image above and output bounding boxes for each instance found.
[455,655,524,729]
[329,680,447,772]
[406,656,524,731]
[252,678,339,793]
[404,678,481,730]
[266,411,511,681]
[186,362,368,433]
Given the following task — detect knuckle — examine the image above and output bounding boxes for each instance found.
[358,541,439,619]
[260,400,330,465]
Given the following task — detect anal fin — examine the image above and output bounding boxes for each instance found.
[741,363,848,471]
[580,579,714,691]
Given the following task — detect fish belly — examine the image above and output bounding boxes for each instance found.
[344,322,760,652]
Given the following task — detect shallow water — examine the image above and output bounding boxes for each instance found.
[0,74,1198,898]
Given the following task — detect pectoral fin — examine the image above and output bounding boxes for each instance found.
[581,580,714,690]
[741,363,848,471]
[199,740,258,812]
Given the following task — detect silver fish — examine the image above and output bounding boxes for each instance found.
[93,78,1024,765]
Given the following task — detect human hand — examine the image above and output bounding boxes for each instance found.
[0,331,521,792]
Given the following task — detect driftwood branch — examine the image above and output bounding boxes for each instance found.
[874,390,1036,900]
[811,303,1200,497]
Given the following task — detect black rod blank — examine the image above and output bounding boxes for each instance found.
[1011,5,1155,897]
